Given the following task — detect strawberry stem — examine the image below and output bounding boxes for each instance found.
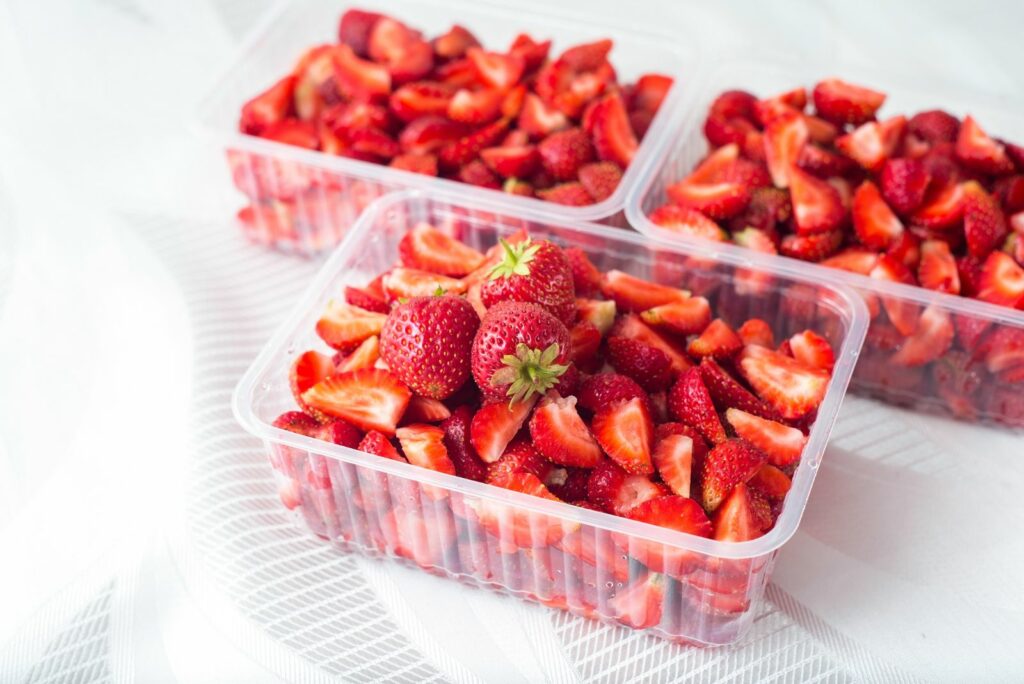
[488,238,540,280]
[490,342,568,404]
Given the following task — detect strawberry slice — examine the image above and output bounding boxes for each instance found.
[724,408,806,467]
[869,255,921,335]
[316,300,387,351]
[976,251,1024,308]
[302,368,412,434]
[789,165,845,235]
[389,81,454,121]
[755,87,807,125]
[880,157,932,215]
[239,75,296,134]
[458,159,501,188]
[398,222,485,276]
[577,161,623,202]
[852,180,904,250]
[399,116,466,155]
[625,495,712,577]
[738,344,829,420]
[911,181,965,229]
[447,87,503,124]
[668,367,727,445]
[381,267,466,301]
[358,430,404,461]
[749,463,792,501]
[480,144,539,178]
[608,574,664,630]
[820,248,880,275]
[701,439,767,512]
[587,458,666,515]
[652,434,693,497]
[335,335,380,373]
[796,143,855,177]
[737,319,775,348]
[486,437,551,487]
[569,321,602,369]
[273,410,320,438]
[780,231,843,262]
[431,24,480,60]
[699,357,779,421]
[536,183,593,206]
[956,115,1014,175]
[469,395,538,463]
[290,350,335,409]
[333,44,391,101]
[577,373,648,415]
[984,328,1024,373]
[835,116,907,173]
[812,78,886,126]
[891,303,954,367]
[509,34,551,72]
[962,181,1008,260]
[439,405,488,482]
[600,270,689,312]
[528,392,603,467]
[918,239,961,294]
[438,118,509,169]
[712,483,764,542]
[666,179,750,220]
[390,151,439,176]
[466,47,525,90]
[576,298,617,335]
[640,297,712,336]
[517,93,570,139]
[787,330,835,372]
[590,93,638,167]
[396,424,456,475]
[260,120,319,149]
[611,314,692,376]
[687,319,743,360]
[592,397,654,475]
[402,395,451,423]
[648,205,728,242]
[763,111,809,188]
[345,284,388,313]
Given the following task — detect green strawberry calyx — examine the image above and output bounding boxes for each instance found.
[489,342,568,404]
[488,238,540,280]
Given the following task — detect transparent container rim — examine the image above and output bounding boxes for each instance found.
[625,57,1024,328]
[233,189,869,561]
[192,0,703,224]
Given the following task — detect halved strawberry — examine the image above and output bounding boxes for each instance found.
[569,320,602,369]
[607,337,672,392]
[396,424,456,475]
[869,255,921,335]
[302,368,412,434]
[701,439,767,512]
[789,165,845,235]
[389,152,438,176]
[820,248,880,275]
[918,239,961,294]
[563,248,602,298]
[737,319,774,348]
[577,161,623,202]
[956,115,1014,175]
[337,9,383,56]
[333,44,391,101]
[402,395,451,423]
[335,335,380,373]
[509,33,551,73]
[260,120,319,149]
[239,75,296,134]
[438,118,509,169]
[389,81,454,121]
[712,483,764,542]
[749,463,792,501]
[851,180,904,250]
[537,127,595,181]
[431,24,479,60]
[724,408,806,467]
[290,350,335,409]
[628,494,713,540]
[592,397,654,475]
[608,574,664,630]
[399,115,466,155]
[984,328,1024,373]
[891,303,954,367]
[447,87,503,124]
[577,373,648,416]
[611,314,692,376]
[486,437,551,487]
[316,300,387,351]
[528,391,602,467]
[458,159,501,188]
[517,93,570,139]
[962,181,1008,260]
[466,47,524,90]
[880,157,932,215]
[358,430,404,461]
[480,144,539,178]
[754,87,807,125]
[652,434,693,497]
[381,267,466,301]
[780,230,843,262]
[273,410,320,438]
[796,143,855,177]
[763,111,809,188]
[536,182,593,206]
[668,367,727,445]
[469,395,538,463]
[640,297,712,336]
[600,269,688,312]
[666,179,750,220]
[648,205,728,242]
[812,78,885,126]
[976,251,1024,308]
[576,298,617,335]
[788,330,835,372]
[687,319,742,360]
[587,458,665,515]
[910,181,965,229]
[737,344,829,420]
[590,93,638,168]
[835,116,907,173]
[398,222,485,276]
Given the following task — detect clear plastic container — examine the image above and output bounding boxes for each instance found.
[196,0,698,255]
[629,60,1024,429]
[233,190,868,646]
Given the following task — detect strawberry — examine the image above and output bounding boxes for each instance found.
[812,78,885,126]
[701,439,767,512]
[956,115,1014,175]
[470,395,538,464]
[737,344,829,420]
[458,159,501,188]
[259,120,319,150]
[755,87,807,125]
[480,238,576,320]
[316,300,387,351]
[962,181,1008,260]
[396,424,456,475]
[984,328,1024,373]
[666,178,750,220]
[589,93,638,167]
[891,303,954,367]
[587,458,666,515]
[536,183,593,206]
[763,111,809,188]
[389,152,438,175]
[788,330,835,372]
[780,231,843,262]
[608,574,664,630]
[485,436,550,486]
[359,430,404,460]
[502,178,533,197]
[399,116,466,155]
[480,144,539,178]
[302,368,412,434]
[627,495,712,538]
[908,109,960,144]
[338,9,383,56]
[577,373,648,415]
[724,408,806,468]
[381,267,466,301]
[529,391,603,467]
[335,335,380,373]
[607,337,672,392]
[918,239,961,294]
[517,93,570,139]
[712,484,764,542]
[630,73,673,113]
[466,47,524,90]
[652,434,693,497]
[640,298,713,336]
[591,397,654,476]
[569,321,602,369]
[835,116,907,173]
[910,181,965,230]
[976,251,1024,308]
[537,127,595,181]
[880,158,932,215]
[600,269,689,312]
[440,405,488,481]
[789,165,845,235]
[438,118,509,169]
[869,255,921,334]
[749,463,792,501]
[471,301,571,402]
[389,81,454,121]
[290,350,335,410]
[577,162,623,202]
[576,298,617,335]
[737,319,775,348]
[820,248,880,275]
[333,44,392,101]
[431,24,479,60]
[563,248,602,297]
[239,76,296,135]
[648,205,728,242]
[796,143,855,178]
[398,222,485,276]
[852,180,904,250]
[687,319,743,360]
[668,367,727,445]
[273,410,320,438]
[402,396,451,423]
[610,314,692,376]
[447,87,503,124]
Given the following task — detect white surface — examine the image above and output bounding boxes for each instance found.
[1,0,1023,682]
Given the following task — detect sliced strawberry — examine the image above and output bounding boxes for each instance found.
[480,144,539,178]
[976,251,1024,308]
[576,298,617,335]
[563,248,602,298]
[835,116,907,173]
[431,24,479,60]
[918,239,961,294]
[381,267,466,301]
[908,109,960,144]
[708,89,758,122]
[628,494,713,538]
[502,177,533,197]
[652,434,693,497]
[851,180,904,250]
[517,93,570,139]
[569,321,602,369]
[395,424,456,475]
[591,397,654,476]
[687,319,743,360]
[438,405,487,481]
[463,47,524,91]
[648,205,728,242]
[666,179,750,221]
[780,230,843,262]
[302,368,412,434]
[754,87,807,125]
[985,328,1024,373]
[438,118,509,169]
[869,255,921,335]
[607,337,672,392]
[358,430,404,460]
[389,152,438,176]
[668,367,727,445]
[956,115,1014,175]
[962,181,1008,260]
[880,158,932,215]
[577,373,648,415]
[590,93,638,168]
[239,75,296,134]
[763,111,809,188]
[389,81,454,121]
[812,78,886,126]
[260,119,319,149]
[701,439,768,512]
[788,330,835,372]
[640,297,712,336]
[316,300,387,351]
[735,319,774,348]
[458,159,501,188]
[486,437,551,487]
[789,165,845,235]
[398,222,485,276]
[337,9,383,56]
[527,391,603,468]
[332,44,391,102]
[910,181,965,229]
[508,34,551,73]
[447,88,503,124]
[536,182,593,206]
[724,408,806,467]
[891,303,954,367]
[796,143,855,177]
[290,350,335,409]
[820,248,880,275]
[577,161,623,202]
[610,314,692,376]
[398,115,466,155]
[587,458,665,515]
[469,396,538,463]
[609,574,664,630]
[737,344,829,420]
[335,335,380,373]
[402,396,451,423]
[600,269,689,312]
[749,463,792,501]
[712,483,764,542]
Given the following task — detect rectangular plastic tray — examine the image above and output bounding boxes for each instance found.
[629,60,1024,429]
[233,190,867,645]
[196,0,698,255]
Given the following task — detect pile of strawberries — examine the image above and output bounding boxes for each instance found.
[237,9,671,208]
[272,221,839,575]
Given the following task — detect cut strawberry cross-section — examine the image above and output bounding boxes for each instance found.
[529,391,602,468]
[302,368,412,434]
[591,396,654,476]
[470,395,538,463]
[737,345,829,420]
[316,300,388,351]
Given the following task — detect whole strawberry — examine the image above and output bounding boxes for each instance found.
[472,301,572,402]
[380,293,480,399]
[481,237,576,320]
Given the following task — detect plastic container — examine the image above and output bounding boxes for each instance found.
[630,60,1024,429]
[233,190,867,645]
[196,0,698,255]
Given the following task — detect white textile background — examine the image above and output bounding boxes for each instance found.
[1,0,1023,681]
